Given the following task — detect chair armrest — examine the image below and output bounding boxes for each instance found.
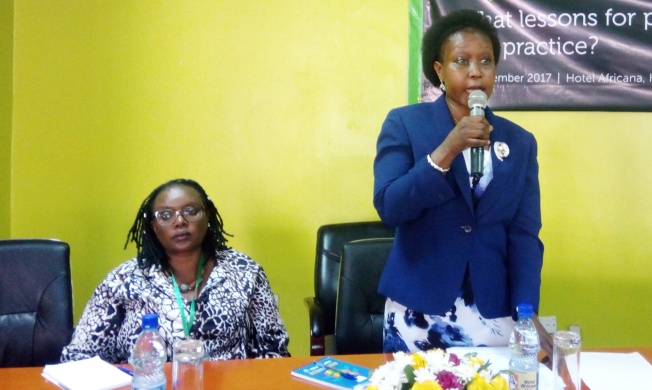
[304,297,325,356]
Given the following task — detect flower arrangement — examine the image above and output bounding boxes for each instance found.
[358,349,509,390]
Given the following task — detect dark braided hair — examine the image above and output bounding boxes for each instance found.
[422,9,501,87]
[124,178,231,270]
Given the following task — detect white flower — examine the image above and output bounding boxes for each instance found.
[413,367,437,383]
[392,351,415,368]
[367,360,407,389]
[423,349,452,373]
[449,361,476,383]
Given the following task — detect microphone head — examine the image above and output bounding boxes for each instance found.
[468,90,488,109]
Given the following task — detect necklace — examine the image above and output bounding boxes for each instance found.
[177,282,195,294]
[170,254,206,338]
[171,258,206,293]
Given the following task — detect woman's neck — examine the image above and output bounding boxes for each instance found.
[168,252,203,284]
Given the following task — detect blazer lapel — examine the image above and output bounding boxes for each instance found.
[474,137,509,217]
[451,155,474,213]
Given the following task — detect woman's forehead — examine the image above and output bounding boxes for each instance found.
[153,185,202,207]
[447,28,490,45]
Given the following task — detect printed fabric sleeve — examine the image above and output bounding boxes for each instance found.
[60,270,127,363]
[245,266,290,358]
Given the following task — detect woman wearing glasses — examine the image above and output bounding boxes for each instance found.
[61,178,290,362]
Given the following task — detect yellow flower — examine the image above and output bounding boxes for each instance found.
[468,356,485,366]
[489,375,509,390]
[366,386,379,390]
[467,373,492,390]
[411,380,443,390]
[411,353,427,369]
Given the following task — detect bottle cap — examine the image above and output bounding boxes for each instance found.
[517,303,534,319]
[142,313,159,329]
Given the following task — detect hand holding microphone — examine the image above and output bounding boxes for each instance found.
[467,90,488,186]
[429,90,491,178]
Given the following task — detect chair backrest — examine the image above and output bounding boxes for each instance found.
[334,237,393,355]
[0,239,73,367]
[314,222,394,337]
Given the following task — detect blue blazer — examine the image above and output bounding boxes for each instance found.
[373,95,543,319]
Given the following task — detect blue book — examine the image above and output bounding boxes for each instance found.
[291,356,371,389]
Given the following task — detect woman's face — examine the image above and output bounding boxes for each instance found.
[150,185,208,257]
[434,28,496,116]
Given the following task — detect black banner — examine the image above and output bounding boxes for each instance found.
[422,0,652,111]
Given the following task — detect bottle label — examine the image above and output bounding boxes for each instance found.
[510,370,538,390]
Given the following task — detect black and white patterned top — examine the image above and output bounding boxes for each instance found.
[61,249,290,363]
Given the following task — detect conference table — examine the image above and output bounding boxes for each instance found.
[2,347,650,389]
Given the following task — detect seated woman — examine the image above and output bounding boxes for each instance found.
[61,178,290,362]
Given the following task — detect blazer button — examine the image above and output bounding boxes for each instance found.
[462,225,472,233]
[438,193,446,201]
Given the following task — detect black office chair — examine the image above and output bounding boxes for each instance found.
[334,237,393,355]
[0,239,74,367]
[304,222,394,356]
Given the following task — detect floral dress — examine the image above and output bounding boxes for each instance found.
[383,274,514,353]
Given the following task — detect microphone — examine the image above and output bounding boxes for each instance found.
[468,90,488,186]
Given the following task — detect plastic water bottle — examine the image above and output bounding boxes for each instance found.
[508,303,540,390]
[130,313,168,390]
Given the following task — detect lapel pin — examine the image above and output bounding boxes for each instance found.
[494,141,509,161]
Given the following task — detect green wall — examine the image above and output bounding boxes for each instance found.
[0,0,12,239]
[8,1,652,356]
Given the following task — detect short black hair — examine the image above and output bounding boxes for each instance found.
[124,178,231,270]
[422,9,501,87]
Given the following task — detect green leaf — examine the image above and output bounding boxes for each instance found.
[477,359,492,372]
[402,365,416,390]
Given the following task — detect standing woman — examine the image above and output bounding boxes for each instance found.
[61,178,290,362]
[374,10,544,352]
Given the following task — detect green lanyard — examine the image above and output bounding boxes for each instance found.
[171,254,206,338]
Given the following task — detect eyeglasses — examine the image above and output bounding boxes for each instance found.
[152,205,204,226]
